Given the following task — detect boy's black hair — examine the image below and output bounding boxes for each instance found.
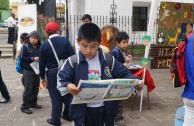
[20,32,28,42]
[77,23,101,43]
[115,31,129,43]
[81,14,92,22]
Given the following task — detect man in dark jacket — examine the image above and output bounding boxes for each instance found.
[39,22,75,126]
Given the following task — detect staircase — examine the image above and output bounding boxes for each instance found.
[0,44,13,58]
[0,28,14,58]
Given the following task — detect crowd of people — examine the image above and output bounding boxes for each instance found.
[1,13,193,126]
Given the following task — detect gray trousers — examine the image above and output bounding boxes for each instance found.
[21,70,39,110]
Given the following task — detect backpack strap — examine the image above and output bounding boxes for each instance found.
[19,44,28,58]
[69,53,114,72]
[69,54,78,68]
[104,53,114,72]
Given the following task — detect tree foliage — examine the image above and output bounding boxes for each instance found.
[0,0,9,10]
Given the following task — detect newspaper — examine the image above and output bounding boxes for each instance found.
[30,61,39,75]
[71,79,142,104]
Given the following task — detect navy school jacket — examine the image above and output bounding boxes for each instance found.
[110,47,126,64]
[39,36,75,79]
[57,48,139,125]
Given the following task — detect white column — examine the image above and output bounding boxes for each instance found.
[70,0,79,15]
[144,0,160,58]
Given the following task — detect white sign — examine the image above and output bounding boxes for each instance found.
[16,4,37,55]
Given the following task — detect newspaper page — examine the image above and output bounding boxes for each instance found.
[30,61,39,75]
[71,79,141,104]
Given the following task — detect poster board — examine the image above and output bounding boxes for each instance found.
[150,2,194,69]
[16,4,37,56]
[156,2,194,45]
[150,45,175,69]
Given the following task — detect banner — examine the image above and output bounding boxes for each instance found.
[16,4,37,55]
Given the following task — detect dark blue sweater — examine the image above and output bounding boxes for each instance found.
[39,36,75,79]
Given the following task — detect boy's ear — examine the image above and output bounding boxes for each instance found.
[116,41,119,45]
[77,38,80,45]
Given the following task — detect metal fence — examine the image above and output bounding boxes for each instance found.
[62,15,159,57]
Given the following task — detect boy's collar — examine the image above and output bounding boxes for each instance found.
[116,46,125,57]
[49,34,60,39]
[116,46,124,53]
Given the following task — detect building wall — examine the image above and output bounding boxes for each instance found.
[11,2,26,19]
[0,10,10,22]
[69,0,194,16]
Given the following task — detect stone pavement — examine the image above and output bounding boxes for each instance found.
[0,29,184,126]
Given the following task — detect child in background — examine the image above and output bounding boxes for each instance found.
[19,32,28,86]
[110,31,131,126]
[110,31,131,68]
[20,32,28,44]
[57,23,141,126]
[20,31,41,114]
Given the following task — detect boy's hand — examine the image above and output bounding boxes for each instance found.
[67,83,82,96]
[123,62,130,68]
[134,80,144,91]
[34,57,39,61]
[40,79,47,86]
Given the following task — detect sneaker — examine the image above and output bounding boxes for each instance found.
[0,98,10,103]
[115,120,126,126]
[30,104,42,109]
[21,109,33,114]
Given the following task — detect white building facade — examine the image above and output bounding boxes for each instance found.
[69,0,193,16]
[67,0,194,44]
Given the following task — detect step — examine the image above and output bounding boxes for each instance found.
[0,45,13,48]
[0,53,13,57]
[0,28,8,34]
[0,47,13,52]
[0,44,13,58]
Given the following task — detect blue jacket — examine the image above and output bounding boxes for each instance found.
[182,33,194,100]
[39,35,75,79]
[57,48,139,125]
[20,43,41,71]
[110,47,125,64]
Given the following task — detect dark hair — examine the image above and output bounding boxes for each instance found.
[77,23,101,43]
[20,32,28,42]
[47,31,58,36]
[82,14,92,22]
[115,31,129,43]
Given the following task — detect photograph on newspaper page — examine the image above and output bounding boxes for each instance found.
[71,80,111,104]
[71,79,140,104]
[102,79,139,101]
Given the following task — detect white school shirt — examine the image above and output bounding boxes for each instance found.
[86,52,104,107]
[7,17,15,27]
